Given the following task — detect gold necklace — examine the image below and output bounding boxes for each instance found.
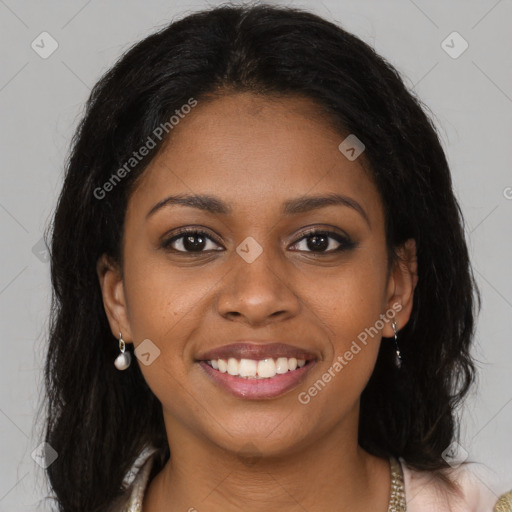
[388,457,406,511]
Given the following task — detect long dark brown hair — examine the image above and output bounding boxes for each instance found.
[42,4,479,510]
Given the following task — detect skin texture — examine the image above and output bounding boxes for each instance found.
[97,92,418,511]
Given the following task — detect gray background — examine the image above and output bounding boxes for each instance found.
[0,0,511,509]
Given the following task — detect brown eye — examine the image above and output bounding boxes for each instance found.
[161,229,223,253]
[290,230,356,253]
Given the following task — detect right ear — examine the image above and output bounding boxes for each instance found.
[96,254,133,342]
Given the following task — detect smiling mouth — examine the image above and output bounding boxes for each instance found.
[201,356,313,379]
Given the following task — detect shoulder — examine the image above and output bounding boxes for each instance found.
[401,459,512,512]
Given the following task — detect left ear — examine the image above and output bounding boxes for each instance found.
[382,238,418,338]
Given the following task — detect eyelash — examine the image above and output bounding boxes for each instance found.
[160,227,356,254]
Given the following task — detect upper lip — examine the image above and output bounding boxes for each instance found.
[196,342,318,362]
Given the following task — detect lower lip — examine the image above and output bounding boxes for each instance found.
[198,360,317,400]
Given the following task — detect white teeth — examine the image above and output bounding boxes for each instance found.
[227,358,239,376]
[207,356,309,379]
[275,357,289,374]
[217,359,228,373]
[257,358,276,378]
[239,358,257,377]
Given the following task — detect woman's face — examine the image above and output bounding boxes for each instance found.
[98,92,416,458]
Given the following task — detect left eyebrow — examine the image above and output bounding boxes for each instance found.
[282,193,370,229]
[145,192,370,229]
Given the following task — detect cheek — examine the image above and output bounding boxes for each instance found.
[300,280,386,416]
[123,252,206,339]
[300,253,388,346]
[303,254,388,393]
[120,256,196,384]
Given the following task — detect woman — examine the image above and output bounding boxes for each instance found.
[42,4,511,511]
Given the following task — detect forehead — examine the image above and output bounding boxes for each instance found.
[128,92,384,226]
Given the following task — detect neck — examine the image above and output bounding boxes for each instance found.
[143,408,391,512]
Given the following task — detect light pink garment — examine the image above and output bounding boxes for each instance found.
[402,459,503,511]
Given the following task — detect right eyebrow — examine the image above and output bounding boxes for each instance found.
[146,194,232,219]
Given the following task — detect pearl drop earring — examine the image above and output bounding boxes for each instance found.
[114,332,131,370]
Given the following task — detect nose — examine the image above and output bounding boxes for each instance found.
[215,246,301,327]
